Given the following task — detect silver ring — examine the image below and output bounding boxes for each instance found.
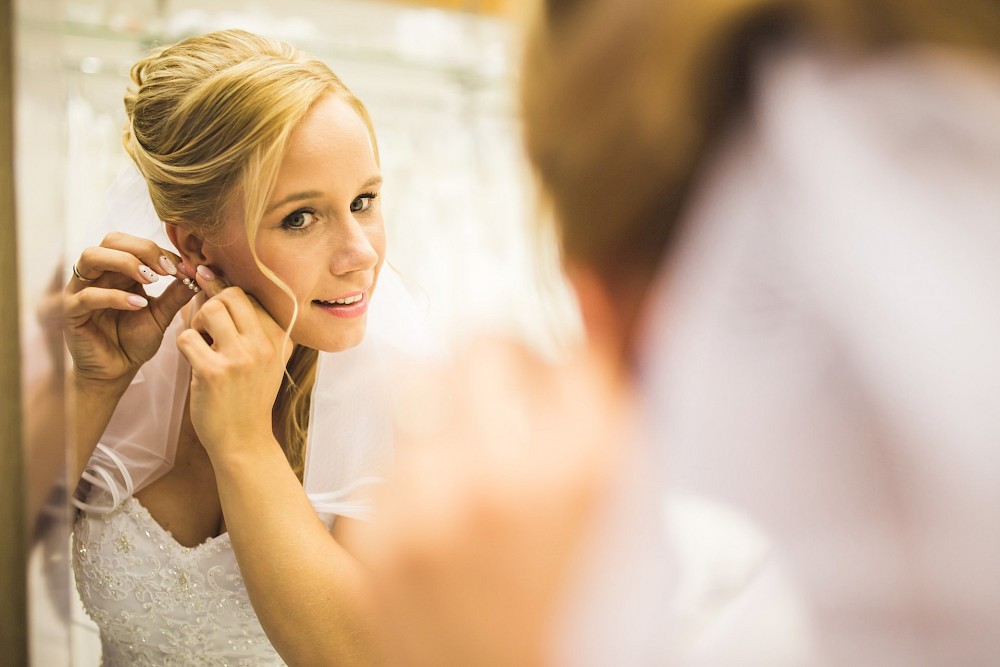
[72,262,97,283]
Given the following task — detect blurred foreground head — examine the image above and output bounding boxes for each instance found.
[521,2,1000,663]
[522,0,1000,320]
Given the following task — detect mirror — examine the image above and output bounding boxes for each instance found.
[57,0,575,351]
[12,0,577,664]
[13,0,74,662]
[1,0,28,662]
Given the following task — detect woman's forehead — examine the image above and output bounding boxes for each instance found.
[276,96,377,184]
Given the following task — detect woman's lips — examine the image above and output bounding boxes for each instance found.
[312,292,368,319]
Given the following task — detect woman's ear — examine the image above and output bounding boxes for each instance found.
[164,223,208,278]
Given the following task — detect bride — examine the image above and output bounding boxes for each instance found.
[65,29,393,666]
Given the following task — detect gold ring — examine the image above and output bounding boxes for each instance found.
[72,262,96,283]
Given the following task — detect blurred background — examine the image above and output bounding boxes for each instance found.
[8,0,578,663]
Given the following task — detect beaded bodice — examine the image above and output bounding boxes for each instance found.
[73,492,285,666]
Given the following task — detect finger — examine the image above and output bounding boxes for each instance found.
[190,297,241,348]
[64,286,150,320]
[175,327,216,371]
[98,231,184,278]
[98,232,184,279]
[191,265,281,332]
[208,285,286,341]
[147,279,197,332]
[193,265,229,299]
[208,287,292,365]
[70,245,182,292]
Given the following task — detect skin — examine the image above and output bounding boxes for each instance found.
[69,93,386,666]
[352,267,637,666]
[64,234,193,478]
[172,93,385,355]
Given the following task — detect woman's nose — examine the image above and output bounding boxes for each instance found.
[329,220,380,276]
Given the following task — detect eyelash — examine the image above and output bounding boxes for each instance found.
[280,208,317,234]
[279,193,380,234]
[352,192,379,213]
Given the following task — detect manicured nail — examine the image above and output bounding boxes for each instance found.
[127,295,148,308]
[196,265,216,281]
[138,265,159,283]
[159,255,178,275]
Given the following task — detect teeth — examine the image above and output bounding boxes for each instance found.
[321,294,362,305]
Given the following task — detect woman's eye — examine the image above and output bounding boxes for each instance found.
[350,193,378,213]
[283,210,316,230]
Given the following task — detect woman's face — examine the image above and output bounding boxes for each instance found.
[202,94,385,353]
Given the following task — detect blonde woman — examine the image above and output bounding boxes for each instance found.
[357,0,1000,665]
[66,30,391,665]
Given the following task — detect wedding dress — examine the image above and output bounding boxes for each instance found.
[72,309,410,664]
[71,167,428,665]
[74,494,274,665]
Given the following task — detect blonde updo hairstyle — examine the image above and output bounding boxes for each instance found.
[124,29,379,479]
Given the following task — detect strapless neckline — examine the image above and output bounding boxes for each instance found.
[73,488,285,666]
[126,495,230,552]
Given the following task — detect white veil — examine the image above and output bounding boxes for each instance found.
[72,165,432,524]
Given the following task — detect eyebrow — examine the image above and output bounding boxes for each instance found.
[265,175,384,214]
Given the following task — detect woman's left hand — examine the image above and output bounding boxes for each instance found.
[175,266,292,457]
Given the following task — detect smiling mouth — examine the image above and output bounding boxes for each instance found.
[314,294,363,306]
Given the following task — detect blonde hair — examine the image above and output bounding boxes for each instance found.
[124,29,379,479]
[523,0,1000,291]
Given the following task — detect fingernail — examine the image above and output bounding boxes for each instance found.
[127,295,148,308]
[159,255,178,275]
[138,265,159,283]
[196,265,216,281]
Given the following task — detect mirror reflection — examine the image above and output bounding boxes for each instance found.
[19,0,575,664]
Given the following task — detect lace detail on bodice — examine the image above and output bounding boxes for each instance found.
[73,492,285,666]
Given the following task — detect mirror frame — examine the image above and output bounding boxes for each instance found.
[0,0,29,660]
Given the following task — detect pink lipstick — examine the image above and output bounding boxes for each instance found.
[312,292,368,319]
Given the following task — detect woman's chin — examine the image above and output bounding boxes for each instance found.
[295,325,367,354]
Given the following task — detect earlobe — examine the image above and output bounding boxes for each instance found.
[164,223,208,277]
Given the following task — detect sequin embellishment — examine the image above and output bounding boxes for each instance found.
[73,492,285,666]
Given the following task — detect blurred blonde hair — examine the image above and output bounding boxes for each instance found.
[124,29,379,479]
[523,0,1000,292]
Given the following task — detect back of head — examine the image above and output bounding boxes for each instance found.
[522,0,1000,291]
[124,29,375,240]
[526,2,1000,662]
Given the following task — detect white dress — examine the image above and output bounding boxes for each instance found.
[73,494,275,665]
[72,285,412,665]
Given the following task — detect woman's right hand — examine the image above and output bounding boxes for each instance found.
[64,232,196,384]
[176,267,292,458]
